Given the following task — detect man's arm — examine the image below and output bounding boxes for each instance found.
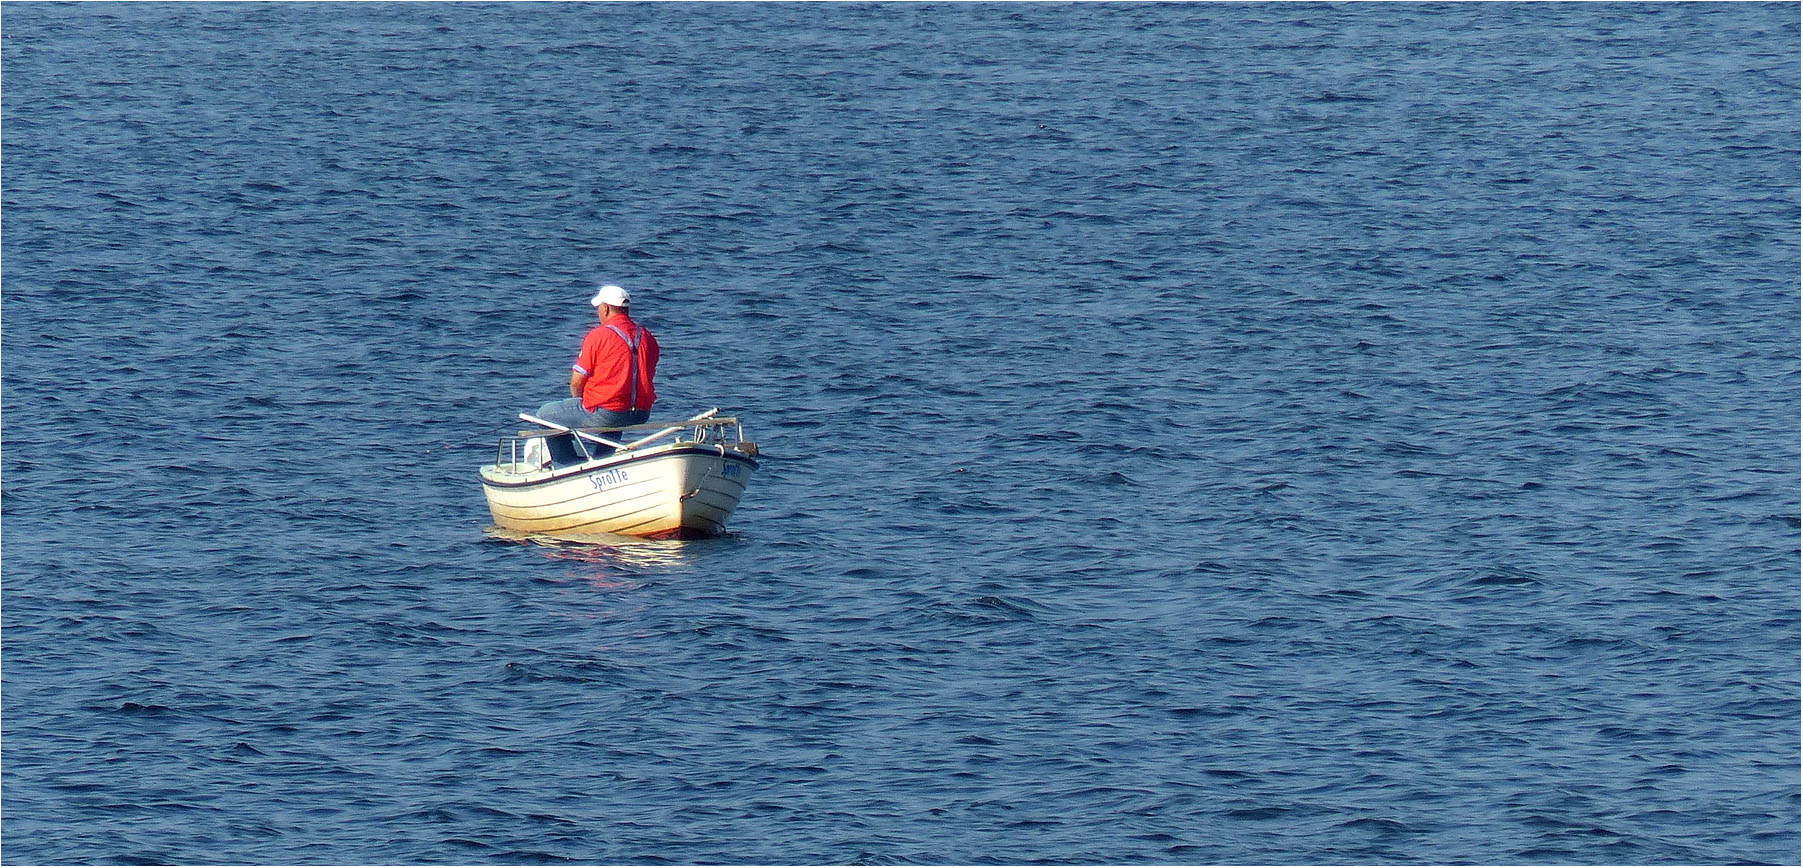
[570,369,587,398]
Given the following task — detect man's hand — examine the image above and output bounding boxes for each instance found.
[569,370,587,399]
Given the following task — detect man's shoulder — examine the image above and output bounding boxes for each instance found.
[604,316,653,338]
[585,319,653,348]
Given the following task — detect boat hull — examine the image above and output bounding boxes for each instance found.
[480,444,756,540]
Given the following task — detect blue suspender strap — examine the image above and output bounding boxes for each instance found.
[605,324,642,410]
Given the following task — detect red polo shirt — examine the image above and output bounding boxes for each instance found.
[573,312,659,412]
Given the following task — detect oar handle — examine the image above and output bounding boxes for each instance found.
[517,414,627,449]
[516,407,723,452]
[618,408,721,451]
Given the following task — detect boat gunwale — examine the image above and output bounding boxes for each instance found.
[479,443,759,490]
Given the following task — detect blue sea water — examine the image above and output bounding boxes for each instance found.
[3,2,1799,864]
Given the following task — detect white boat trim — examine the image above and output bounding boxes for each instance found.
[481,442,758,490]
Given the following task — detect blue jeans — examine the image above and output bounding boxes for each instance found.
[533,399,650,465]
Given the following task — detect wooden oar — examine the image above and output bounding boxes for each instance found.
[517,414,628,451]
[517,407,723,454]
[618,408,720,451]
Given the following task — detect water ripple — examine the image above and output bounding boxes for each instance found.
[4,3,1798,865]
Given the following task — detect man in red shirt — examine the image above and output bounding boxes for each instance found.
[533,283,660,464]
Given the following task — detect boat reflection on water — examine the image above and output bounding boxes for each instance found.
[484,525,693,570]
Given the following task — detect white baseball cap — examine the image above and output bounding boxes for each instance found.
[590,284,630,307]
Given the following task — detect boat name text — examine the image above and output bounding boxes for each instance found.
[589,468,630,491]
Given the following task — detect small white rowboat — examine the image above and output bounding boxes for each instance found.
[480,408,759,540]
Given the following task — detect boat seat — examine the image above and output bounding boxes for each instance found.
[544,431,626,466]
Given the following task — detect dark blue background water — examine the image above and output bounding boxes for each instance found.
[4,3,1798,864]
